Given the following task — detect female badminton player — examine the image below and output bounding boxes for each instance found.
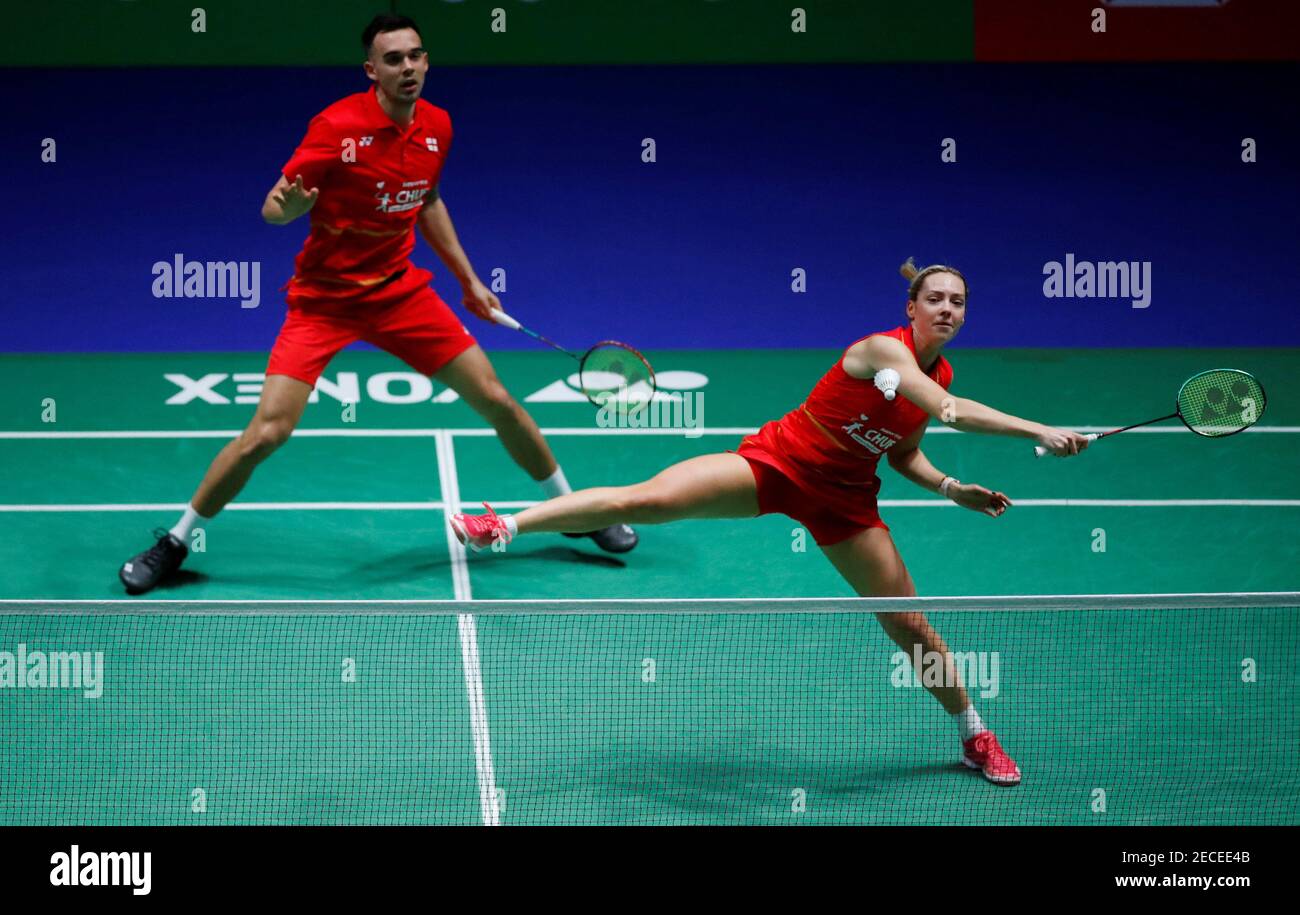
[452,259,1092,786]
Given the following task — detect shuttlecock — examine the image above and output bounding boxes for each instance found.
[874,368,900,401]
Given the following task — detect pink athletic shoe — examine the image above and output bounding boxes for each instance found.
[962,731,1022,786]
[449,503,513,552]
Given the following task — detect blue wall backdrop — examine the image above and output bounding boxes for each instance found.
[3,63,1297,352]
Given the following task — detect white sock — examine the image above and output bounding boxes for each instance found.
[169,504,207,544]
[502,515,519,538]
[538,466,572,499]
[952,705,987,743]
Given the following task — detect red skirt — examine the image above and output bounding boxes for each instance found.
[735,419,888,546]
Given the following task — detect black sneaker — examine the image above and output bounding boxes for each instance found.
[119,529,189,595]
[563,524,639,554]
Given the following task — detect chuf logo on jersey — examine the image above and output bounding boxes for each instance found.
[842,413,902,455]
[374,179,431,213]
[424,137,439,152]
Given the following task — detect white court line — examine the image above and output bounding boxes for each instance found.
[434,432,473,603]
[2,498,1298,512]
[1,425,1297,440]
[434,430,500,827]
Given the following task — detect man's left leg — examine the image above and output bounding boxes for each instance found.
[435,344,638,553]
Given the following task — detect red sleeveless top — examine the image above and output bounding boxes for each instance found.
[737,325,953,507]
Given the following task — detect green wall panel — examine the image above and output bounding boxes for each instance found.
[2,0,974,66]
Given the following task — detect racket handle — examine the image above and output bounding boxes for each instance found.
[1034,432,1100,458]
[490,309,521,331]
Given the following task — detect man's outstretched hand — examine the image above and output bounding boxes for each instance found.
[267,174,319,223]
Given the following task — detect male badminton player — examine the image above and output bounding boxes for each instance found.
[452,260,1092,786]
[119,14,636,595]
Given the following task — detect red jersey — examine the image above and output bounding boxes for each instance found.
[738,325,953,504]
[280,86,453,305]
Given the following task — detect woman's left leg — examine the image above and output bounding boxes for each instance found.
[820,526,1021,785]
[820,527,970,714]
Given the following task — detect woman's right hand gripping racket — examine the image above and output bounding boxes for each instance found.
[1034,368,1267,457]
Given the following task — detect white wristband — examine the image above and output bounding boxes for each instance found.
[940,476,958,498]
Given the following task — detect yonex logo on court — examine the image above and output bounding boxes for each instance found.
[161,368,714,408]
[0,643,104,699]
[164,370,444,406]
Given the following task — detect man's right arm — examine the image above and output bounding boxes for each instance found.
[261,173,319,225]
[266,112,334,225]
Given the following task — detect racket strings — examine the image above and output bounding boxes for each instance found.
[579,341,656,409]
[1177,369,1265,436]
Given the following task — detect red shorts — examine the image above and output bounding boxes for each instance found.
[268,273,477,386]
[736,437,888,547]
